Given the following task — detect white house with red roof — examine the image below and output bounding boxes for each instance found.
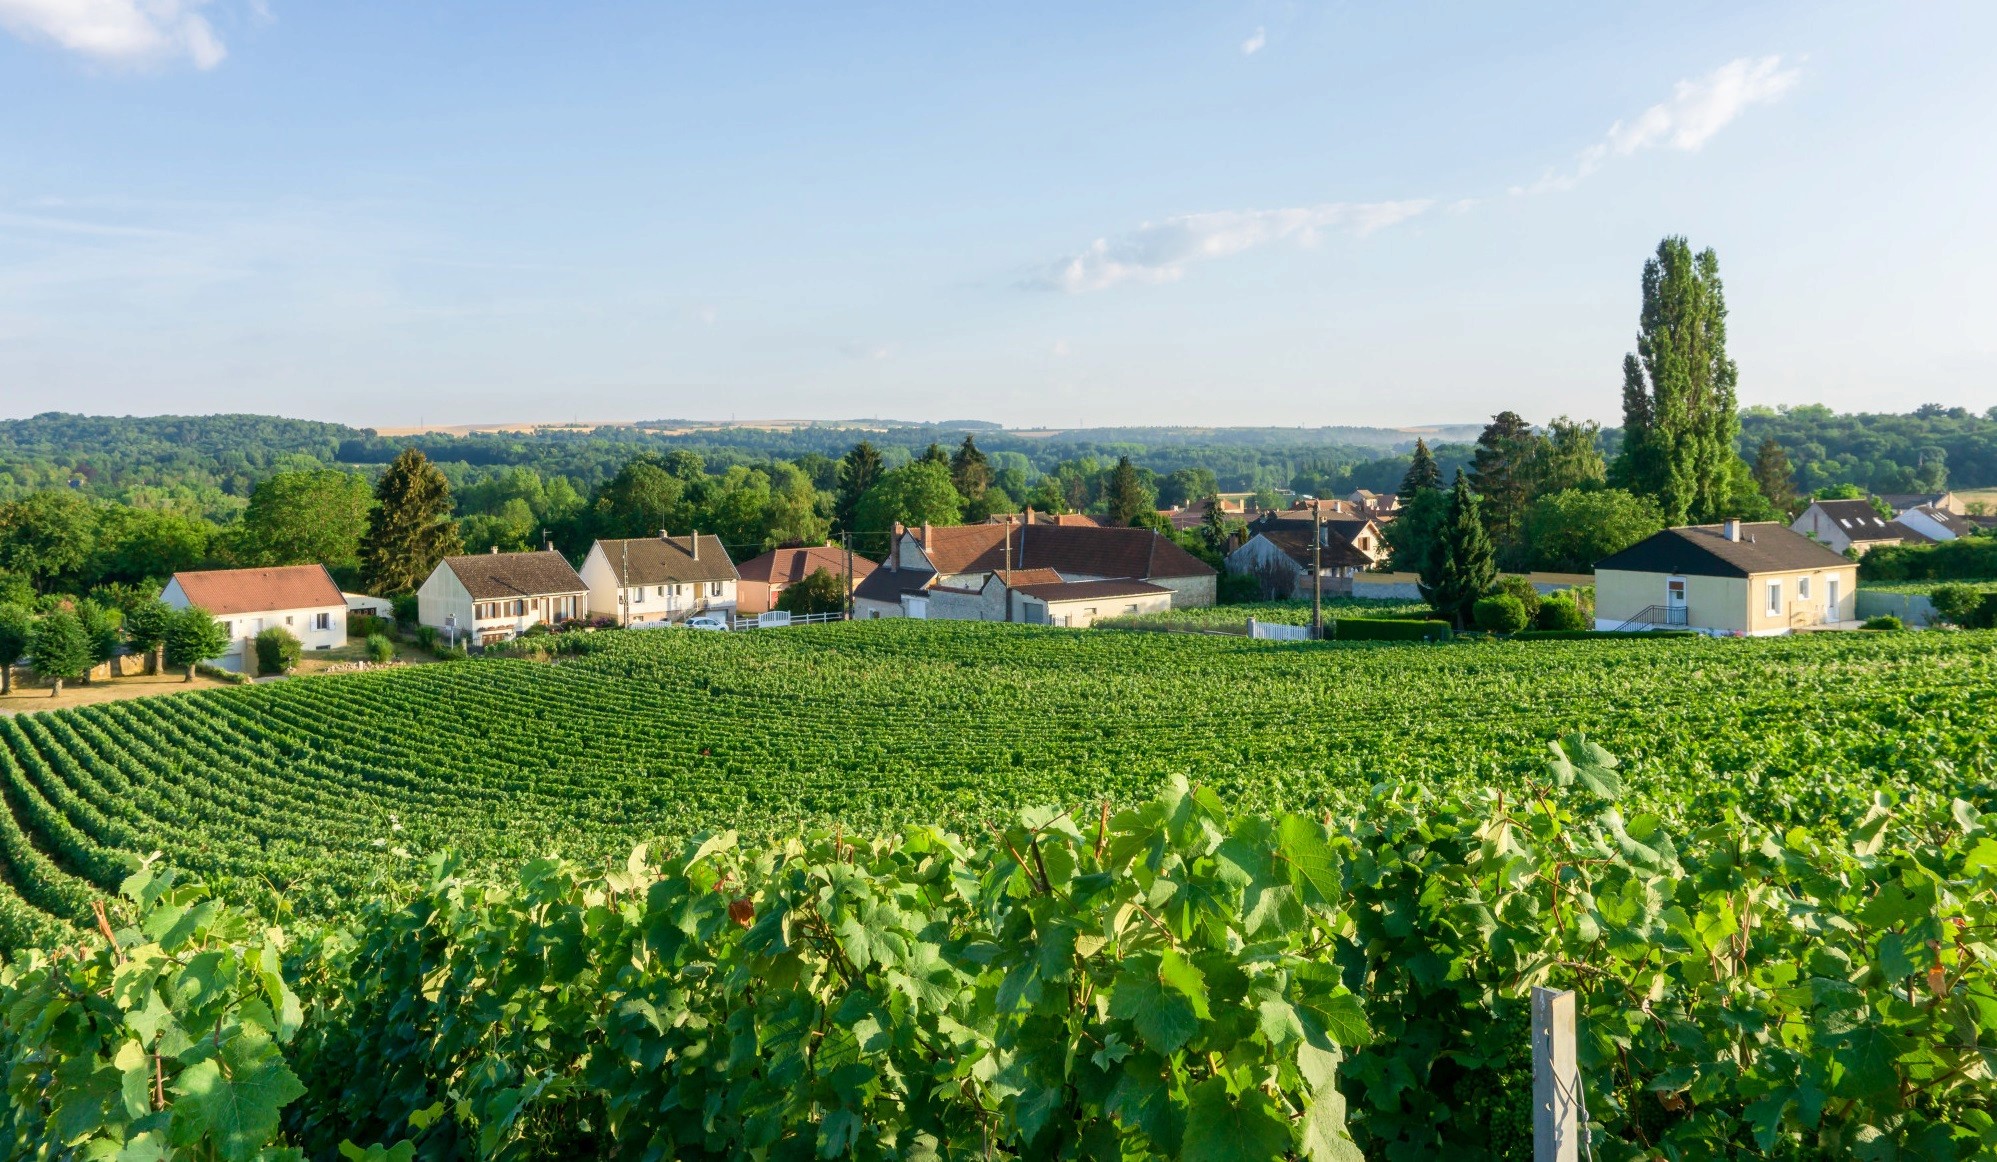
[160,564,348,671]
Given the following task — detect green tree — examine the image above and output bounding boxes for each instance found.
[123,598,174,675]
[75,599,120,677]
[1529,418,1607,496]
[237,469,373,571]
[853,461,964,534]
[1198,495,1240,557]
[1396,438,1441,501]
[1751,436,1799,515]
[360,449,464,596]
[0,490,96,593]
[1419,470,1496,628]
[84,506,214,590]
[1160,468,1219,509]
[918,443,949,468]
[835,442,886,533]
[1519,488,1665,574]
[0,603,29,694]
[776,567,847,617]
[164,604,232,682]
[1472,593,1529,634]
[1382,487,1447,573]
[1612,236,1758,524]
[28,609,92,697]
[591,458,690,542]
[1105,456,1151,527]
[949,436,992,510]
[1468,411,1543,552]
[254,625,303,675]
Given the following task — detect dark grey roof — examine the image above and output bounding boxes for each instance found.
[1878,492,1949,510]
[1013,579,1174,602]
[442,551,588,600]
[1807,500,1900,541]
[1885,520,1934,545]
[1251,526,1374,571]
[852,565,937,603]
[1595,523,1854,578]
[595,535,738,585]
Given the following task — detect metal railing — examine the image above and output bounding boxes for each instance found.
[1614,604,1690,632]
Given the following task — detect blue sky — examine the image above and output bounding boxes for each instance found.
[0,1,1991,428]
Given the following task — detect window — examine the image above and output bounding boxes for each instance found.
[1798,576,1811,600]
[710,581,723,596]
[1766,580,1782,616]
[314,612,331,630]
[633,588,645,604]
[672,584,683,596]
[656,586,665,597]
[285,615,295,626]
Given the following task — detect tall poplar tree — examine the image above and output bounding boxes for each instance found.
[1418,470,1496,629]
[949,436,992,507]
[360,449,463,596]
[1612,236,1756,525]
[1397,439,1441,501]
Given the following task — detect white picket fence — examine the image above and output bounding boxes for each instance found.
[739,611,847,630]
[1246,618,1312,642]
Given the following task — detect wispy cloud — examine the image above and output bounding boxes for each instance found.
[1034,200,1434,293]
[1240,27,1266,55]
[839,340,893,360]
[0,0,227,69]
[1517,55,1800,194]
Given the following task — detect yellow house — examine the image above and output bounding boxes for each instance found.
[1594,520,1859,636]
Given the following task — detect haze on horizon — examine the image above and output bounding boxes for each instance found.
[1,1,1992,429]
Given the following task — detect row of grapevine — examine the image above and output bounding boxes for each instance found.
[4,740,1994,1157]
[0,621,1990,941]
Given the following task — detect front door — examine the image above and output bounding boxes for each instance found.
[1826,576,1840,623]
[1665,577,1687,625]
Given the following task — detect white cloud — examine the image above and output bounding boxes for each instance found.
[839,340,892,360]
[1516,55,1800,194]
[1240,27,1265,55]
[1036,199,1434,293]
[0,0,226,69]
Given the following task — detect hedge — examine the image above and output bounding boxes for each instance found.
[1329,617,1454,642]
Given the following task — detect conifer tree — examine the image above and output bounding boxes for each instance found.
[1105,456,1149,527]
[1751,436,1799,515]
[949,435,992,507]
[1468,411,1542,550]
[834,442,886,534]
[1418,470,1497,629]
[361,449,463,596]
[1397,439,1441,500]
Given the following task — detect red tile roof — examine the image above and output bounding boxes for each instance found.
[168,565,345,616]
[736,544,878,586]
[915,523,1215,580]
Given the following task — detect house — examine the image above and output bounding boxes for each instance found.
[1894,504,1980,543]
[581,533,739,627]
[736,544,877,615]
[343,592,394,619]
[1791,499,1926,555]
[987,509,1101,528]
[1226,525,1375,599]
[1879,491,1965,516]
[1593,520,1858,635]
[417,550,588,646]
[1346,489,1401,518]
[851,521,1215,620]
[161,564,347,671]
[1248,510,1386,563]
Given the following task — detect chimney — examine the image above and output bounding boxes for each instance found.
[1723,518,1741,542]
[891,522,903,572]
[1024,505,1034,526]
[692,529,700,560]
[490,545,498,554]
[660,528,669,540]
[922,522,932,552]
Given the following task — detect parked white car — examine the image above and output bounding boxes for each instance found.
[685,615,730,632]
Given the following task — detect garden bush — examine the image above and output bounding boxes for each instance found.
[364,633,395,663]
[1536,592,1588,631]
[1861,614,1905,631]
[1329,617,1453,641]
[254,625,303,674]
[1472,593,1529,634]
[1487,575,1542,621]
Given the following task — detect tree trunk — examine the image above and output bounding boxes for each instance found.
[184,665,197,683]
[49,677,61,698]
[148,647,160,676]
[1,665,10,694]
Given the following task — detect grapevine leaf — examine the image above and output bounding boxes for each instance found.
[1181,1078,1290,1162]
[1297,1081,1364,1162]
[1110,952,1206,1054]
[168,1037,306,1161]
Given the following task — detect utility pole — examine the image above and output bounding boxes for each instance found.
[1312,502,1323,640]
[843,530,853,621]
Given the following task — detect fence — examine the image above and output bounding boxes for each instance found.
[1246,618,1312,641]
[1855,590,1937,627]
[738,611,847,630]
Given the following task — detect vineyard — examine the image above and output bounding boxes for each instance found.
[0,620,1992,948]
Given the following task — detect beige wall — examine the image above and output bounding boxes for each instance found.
[1035,590,1173,628]
[1596,566,1857,635]
[1153,574,1216,608]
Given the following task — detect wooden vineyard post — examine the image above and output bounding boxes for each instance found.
[1533,986,1580,1161]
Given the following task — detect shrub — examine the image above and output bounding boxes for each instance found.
[1472,593,1529,634]
[1330,617,1453,642]
[349,613,394,640]
[391,594,419,624]
[1861,615,1904,631]
[1487,575,1542,621]
[1928,583,1988,628]
[1536,593,1587,631]
[255,625,303,674]
[413,625,440,650]
[1217,572,1263,604]
[434,644,469,661]
[364,634,395,664]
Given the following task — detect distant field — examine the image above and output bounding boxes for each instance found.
[1,620,1992,947]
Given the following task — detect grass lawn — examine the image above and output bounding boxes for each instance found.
[287,632,440,676]
[0,670,236,714]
